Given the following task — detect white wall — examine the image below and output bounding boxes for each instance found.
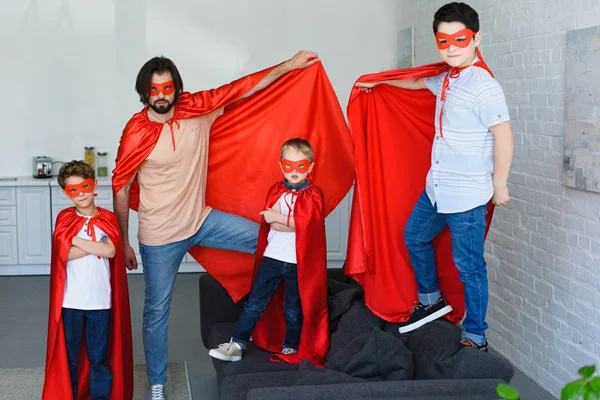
[399,0,600,397]
[1,0,403,177]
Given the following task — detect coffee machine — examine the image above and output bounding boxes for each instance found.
[32,156,53,178]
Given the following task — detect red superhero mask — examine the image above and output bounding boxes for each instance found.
[64,178,95,198]
[281,159,311,173]
[149,81,175,96]
[435,28,475,50]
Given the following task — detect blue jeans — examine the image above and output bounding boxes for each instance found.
[232,257,302,350]
[404,190,488,346]
[62,308,112,400]
[139,209,258,385]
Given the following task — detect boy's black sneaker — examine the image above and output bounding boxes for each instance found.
[398,297,453,334]
[460,338,489,352]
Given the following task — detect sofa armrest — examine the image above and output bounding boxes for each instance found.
[198,272,247,349]
[246,378,507,400]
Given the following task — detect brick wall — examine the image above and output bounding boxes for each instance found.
[398,0,600,396]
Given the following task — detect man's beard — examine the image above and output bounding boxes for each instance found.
[150,99,174,114]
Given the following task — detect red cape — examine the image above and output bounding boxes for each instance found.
[112,62,354,303]
[42,207,133,400]
[251,182,329,366]
[346,60,495,323]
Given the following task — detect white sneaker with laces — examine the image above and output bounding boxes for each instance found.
[281,347,298,355]
[146,384,165,400]
[208,339,243,361]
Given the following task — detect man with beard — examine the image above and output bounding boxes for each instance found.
[113,51,322,400]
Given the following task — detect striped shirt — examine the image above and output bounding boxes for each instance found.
[423,58,510,214]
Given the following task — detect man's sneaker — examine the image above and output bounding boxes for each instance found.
[146,384,165,400]
[460,338,489,352]
[281,347,298,355]
[398,297,453,334]
[208,339,243,361]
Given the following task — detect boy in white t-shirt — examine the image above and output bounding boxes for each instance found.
[43,161,133,400]
[209,139,329,363]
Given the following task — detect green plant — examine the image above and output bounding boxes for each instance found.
[497,383,519,399]
[561,365,600,400]
[496,365,600,400]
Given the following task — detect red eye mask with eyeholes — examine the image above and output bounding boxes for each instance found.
[281,159,311,173]
[64,178,95,198]
[149,81,175,96]
[435,28,475,50]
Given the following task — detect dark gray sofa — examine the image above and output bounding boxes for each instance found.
[199,268,514,400]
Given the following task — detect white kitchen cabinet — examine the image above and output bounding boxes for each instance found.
[0,189,19,268]
[0,206,17,225]
[0,226,18,265]
[17,187,51,265]
[0,187,16,206]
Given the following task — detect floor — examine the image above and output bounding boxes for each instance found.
[0,274,555,399]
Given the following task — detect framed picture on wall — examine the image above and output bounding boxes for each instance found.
[398,26,415,69]
[563,25,600,193]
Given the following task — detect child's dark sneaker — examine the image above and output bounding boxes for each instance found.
[398,297,453,334]
[460,338,489,352]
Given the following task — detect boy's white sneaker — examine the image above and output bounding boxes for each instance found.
[209,339,243,361]
[281,347,298,355]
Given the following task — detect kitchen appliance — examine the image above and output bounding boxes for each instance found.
[32,156,53,178]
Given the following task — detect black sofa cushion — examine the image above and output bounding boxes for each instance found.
[326,327,414,381]
[438,347,514,382]
[293,360,365,386]
[327,278,364,334]
[386,319,514,382]
[396,319,462,379]
[327,300,385,359]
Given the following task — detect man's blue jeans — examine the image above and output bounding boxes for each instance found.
[62,308,112,400]
[404,190,489,346]
[139,209,259,385]
[232,257,302,350]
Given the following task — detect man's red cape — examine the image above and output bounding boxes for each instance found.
[345,60,495,323]
[42,207,133,400]
[251,182,329,366]
[112,62,354,303]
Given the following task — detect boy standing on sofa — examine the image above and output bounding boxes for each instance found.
[43,161,133,399]
[356,2,514,351]
[209,138,329,365]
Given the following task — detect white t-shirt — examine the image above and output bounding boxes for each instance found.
[62,212,112,310]
[263,193,297,264]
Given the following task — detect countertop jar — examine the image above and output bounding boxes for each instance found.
[97,152,108,177]
[84,147,95,170]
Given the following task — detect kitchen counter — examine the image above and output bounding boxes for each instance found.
[0,176,54,187]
